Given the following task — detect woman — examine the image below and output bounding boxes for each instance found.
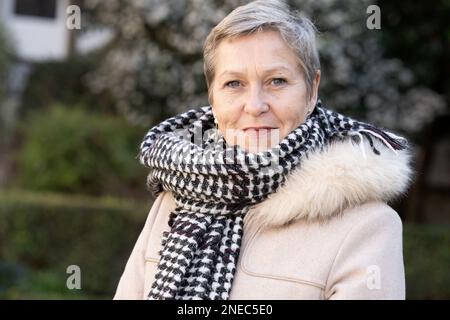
[114,0,413,300]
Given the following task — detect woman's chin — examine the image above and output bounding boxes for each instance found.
[241,138,279,153]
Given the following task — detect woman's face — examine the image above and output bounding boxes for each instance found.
[211,30,320,153]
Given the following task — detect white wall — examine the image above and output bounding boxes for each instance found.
[1,0,69,61]
[0,0,113,61]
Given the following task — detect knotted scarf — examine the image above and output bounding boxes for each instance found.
[138,100,408,300]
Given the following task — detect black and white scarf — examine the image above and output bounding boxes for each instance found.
[138,100,408,300]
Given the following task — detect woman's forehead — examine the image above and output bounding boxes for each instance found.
[217,65,294,79]
[214,32,299,75]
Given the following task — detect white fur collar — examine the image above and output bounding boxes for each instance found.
[244,136,414,229]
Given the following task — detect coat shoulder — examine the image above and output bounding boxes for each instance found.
[244,136,413,229]
[331,200,403,236]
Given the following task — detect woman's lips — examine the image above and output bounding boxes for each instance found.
[242,126,278,131]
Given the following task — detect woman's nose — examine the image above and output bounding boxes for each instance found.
[243,86,269,116]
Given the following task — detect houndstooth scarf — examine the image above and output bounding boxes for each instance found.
[138,100,408,300]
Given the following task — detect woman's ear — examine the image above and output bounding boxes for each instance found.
[211,108,218,125]
[310,70,321,109]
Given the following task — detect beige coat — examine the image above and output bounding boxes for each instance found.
[114,136,413,300]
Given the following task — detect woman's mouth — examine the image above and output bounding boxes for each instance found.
[243,126,278,132]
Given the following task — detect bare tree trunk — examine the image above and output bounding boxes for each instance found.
[66,0,81,59]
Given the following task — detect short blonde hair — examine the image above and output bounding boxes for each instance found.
[203,0,320,103]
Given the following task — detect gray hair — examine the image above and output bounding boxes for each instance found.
[203,0,321,103]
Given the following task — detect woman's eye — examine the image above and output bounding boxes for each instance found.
[225,80,241,88]
[271,78,287,86]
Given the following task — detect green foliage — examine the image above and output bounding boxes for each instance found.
[85,0,445,135]
[0,190,150,299]
[0,22,13,103]
[0,22,15,142]
[14,105,147,196]
[379,0,450,102]
[403,223,450,299]
[18,54,114,119]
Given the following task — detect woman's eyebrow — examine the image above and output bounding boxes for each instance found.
[218,65,293,79]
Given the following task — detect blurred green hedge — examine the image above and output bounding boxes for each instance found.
[403,223,450,299]
[13,105,147,197]
[0,189,448,299]
[0,189,151,299]
[18,54,114,119]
